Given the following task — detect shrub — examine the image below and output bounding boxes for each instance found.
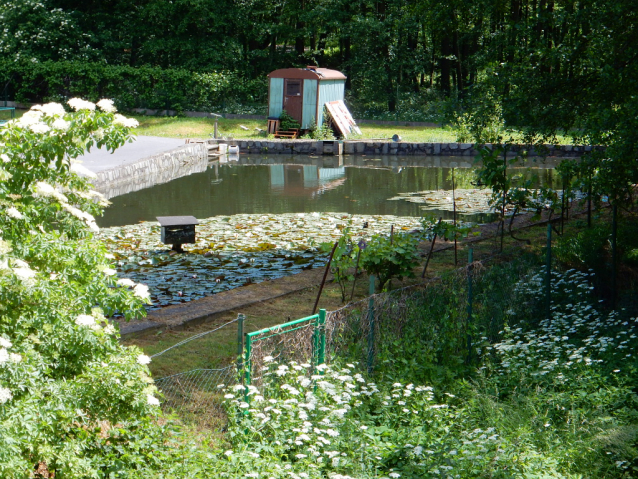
[360,232,421,291]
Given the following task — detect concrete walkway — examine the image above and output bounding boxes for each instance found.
[79,136,186,173]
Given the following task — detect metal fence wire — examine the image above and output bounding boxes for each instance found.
[154,366,237,418]
[154,252,535,421]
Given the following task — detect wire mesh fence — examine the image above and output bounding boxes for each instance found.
[244,317,319,387]
[154,366,237,422]
[152,251,537,425]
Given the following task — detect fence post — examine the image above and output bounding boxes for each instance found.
[244,334,252,403]
[237,314,245,384]
[466,248,473,363]
[545,222,552,321]
[612,203,618,309]
[318,309,326,367]
[367,276,376,374]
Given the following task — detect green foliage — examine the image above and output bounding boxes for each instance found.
[278,109,300,131]
[321,227,359,303]
[0,100,173,476]
[359,232,421,292]
[304,118,335,140]
[0,60,266,112]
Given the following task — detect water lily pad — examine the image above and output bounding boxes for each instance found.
[100,212,424,312]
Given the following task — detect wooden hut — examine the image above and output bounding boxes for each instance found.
[267,66,346,130]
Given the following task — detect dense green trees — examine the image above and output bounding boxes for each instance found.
[1,0,637,135]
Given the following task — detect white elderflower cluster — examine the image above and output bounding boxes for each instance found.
[32,102,66,117]
[113,114,139,128]
[6,207,23,219]
[96,99,117,113]
[75,314,101,330]
[67,98,96,111]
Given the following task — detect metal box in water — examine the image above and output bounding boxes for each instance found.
[157,216,198,251]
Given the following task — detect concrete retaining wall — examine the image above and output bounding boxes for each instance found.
[92,143,208,199]
[208,139,595,158]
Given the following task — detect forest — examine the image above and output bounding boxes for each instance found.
[1,0,637,128]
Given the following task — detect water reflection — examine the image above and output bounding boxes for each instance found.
[98,155,563,228]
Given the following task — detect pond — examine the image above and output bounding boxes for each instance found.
[98,154,563,228]
[98,154,564,311]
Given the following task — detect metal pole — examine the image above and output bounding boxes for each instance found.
[452,168,457,265]
[466,248,473,363]
[318,309,326,367]
[244,335,252,403]
[349,248,362,302]
[501,148,507,253]
[587,173,591,228]
[545,222,552,321]
[237,314,245,383]
[612,203,618,309]
[422,217,442,278]
[312,241,338,315]
[367,276,375,374]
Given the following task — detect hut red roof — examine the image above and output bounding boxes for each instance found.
[268,66,346,81]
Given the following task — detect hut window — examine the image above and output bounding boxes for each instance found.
[286,80,301,96]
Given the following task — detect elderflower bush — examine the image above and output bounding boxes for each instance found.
[0,100,165,477]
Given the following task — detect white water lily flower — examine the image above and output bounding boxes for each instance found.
[97,99,117,113]
[102,268,117,276]
[0,387,12,403]
[137,354,151,365]
[117,278,135,287]
[67,98,96,111]
[146,394,160,406]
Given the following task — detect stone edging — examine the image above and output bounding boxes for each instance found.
[92,143,208,199]
[208,138,597,157]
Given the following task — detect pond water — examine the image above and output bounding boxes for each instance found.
[98,154,563,228]
[99,154,565,310]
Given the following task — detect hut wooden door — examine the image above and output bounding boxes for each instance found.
[283,79,303,126]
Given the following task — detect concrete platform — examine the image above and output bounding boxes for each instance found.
[79,136,186,173]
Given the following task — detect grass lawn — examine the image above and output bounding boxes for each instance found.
[131,114,461,142]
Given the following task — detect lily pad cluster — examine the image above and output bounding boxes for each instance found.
[100,213,423,310]
[388,189,495,214]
